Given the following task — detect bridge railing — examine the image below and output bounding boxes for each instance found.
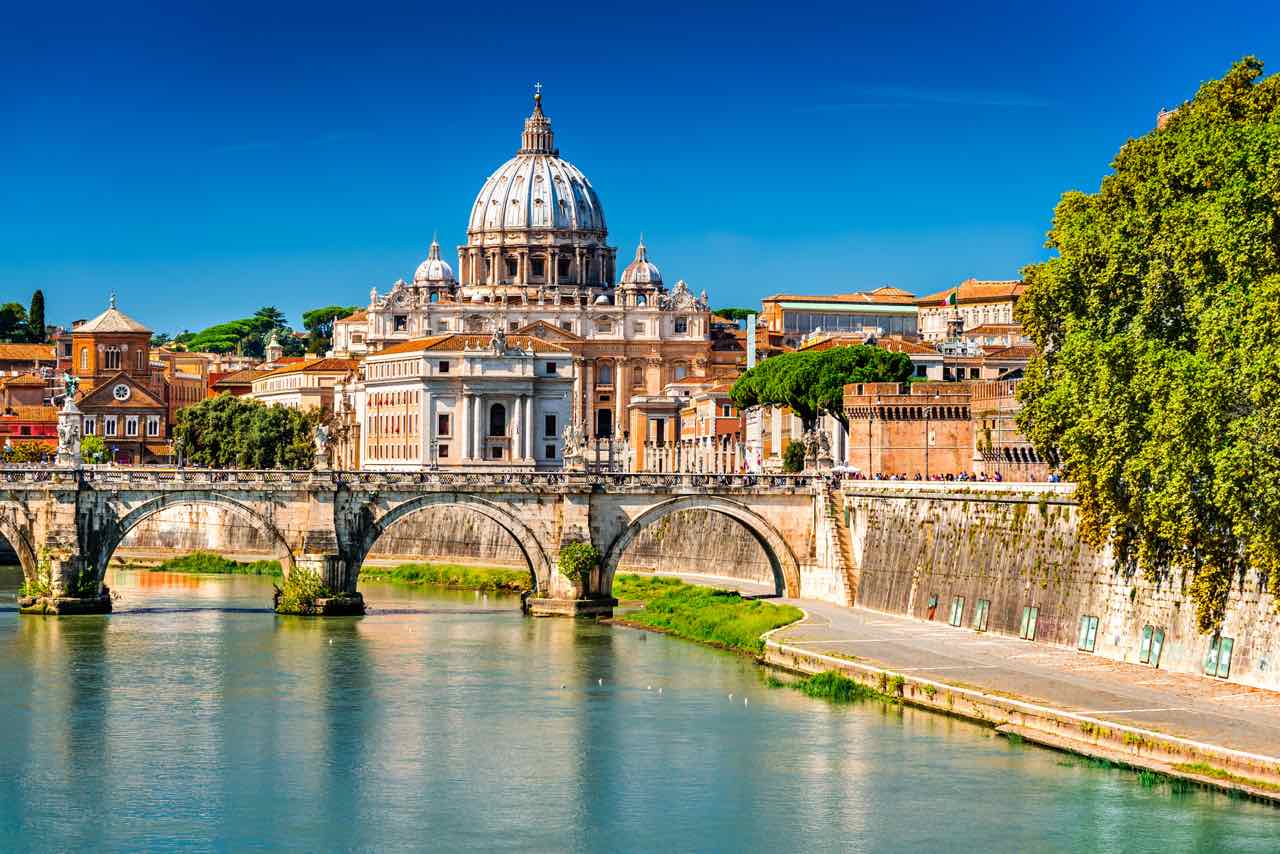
[0,466,820,492]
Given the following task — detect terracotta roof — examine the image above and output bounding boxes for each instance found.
[0,405,57,421]
[373,334,569,356]
[963,323,1023,336]
[877,337,942,356]
[0,344,56,362]
[764,286,917,305]
[213,368,270,386]
[334,309,368,325]
[916,279,1024,306]
[73,299,151,334]
[0,373,49,388]
[257,358,359,378]
[981,345,1036,361]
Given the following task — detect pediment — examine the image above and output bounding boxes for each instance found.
[515,320,582,342]
[77,372,166,409]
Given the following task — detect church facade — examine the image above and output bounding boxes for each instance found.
[333,91,735,469]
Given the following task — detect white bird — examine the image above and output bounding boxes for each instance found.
[646,685,652,691]
[658,688,663,695]
[744,697,749,706]
[728,693,733,700]
[598,678,603,686]
[328,639,333,645]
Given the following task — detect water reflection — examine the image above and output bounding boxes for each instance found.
[0,568,1274,853]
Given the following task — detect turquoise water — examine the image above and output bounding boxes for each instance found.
[0,567,1275,853]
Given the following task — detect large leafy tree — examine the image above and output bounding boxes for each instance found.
[174,394,318,469]
[177,306,303,357]
[0,303,30,343]
[730,346,913,430]
[1016,57,1280,631]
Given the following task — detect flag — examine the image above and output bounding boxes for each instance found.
[946,291,958,306]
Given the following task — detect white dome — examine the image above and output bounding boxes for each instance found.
[413,238,456,286]
[619,237,661,287]
[467,95,606,236]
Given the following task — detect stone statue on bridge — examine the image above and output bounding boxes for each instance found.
[313,422,331,470]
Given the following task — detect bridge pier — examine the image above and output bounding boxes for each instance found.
[17,553,112,616]
[279,553,366,617]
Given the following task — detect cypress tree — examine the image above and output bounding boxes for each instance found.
[27,290,45,343]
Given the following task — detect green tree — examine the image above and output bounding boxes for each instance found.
[729,346,913,430]
[27,290,45,343]
[781,439,806,473]
[174,394,317,469]
[81,435,109,464]
[5,440,50,463]
[151,332,172,347]
[1015,57,1280,631]
[0,303,30,343]
[302,305,361,354]
[713,307,757,323]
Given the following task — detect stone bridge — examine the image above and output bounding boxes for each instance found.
[0,468,848,616]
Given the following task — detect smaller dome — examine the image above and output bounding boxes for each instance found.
[413,238,456,286]
[471,291,486,304]
[619,237,661,287]
[593,293,611,305]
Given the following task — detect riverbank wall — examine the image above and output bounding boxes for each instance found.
[839,482,1280,692]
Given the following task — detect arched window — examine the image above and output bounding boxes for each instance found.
[597,362,612,385]
[489,403,506,437]
[80,347,87,371]
[104,346,121,370]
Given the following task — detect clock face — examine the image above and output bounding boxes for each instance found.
[112,383,131,401]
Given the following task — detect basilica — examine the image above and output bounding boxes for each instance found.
[332,90,740,469]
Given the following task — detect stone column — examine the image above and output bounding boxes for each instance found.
[513,394,525,461]
[474,394,484,459]
[526,394,535,460]
[422,391,432,466]
[613,360,625,438]
[461,394,471,460]
[550,249,559,285]
[584,360,594,438]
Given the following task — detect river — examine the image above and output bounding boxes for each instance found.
[0,567,1274,853]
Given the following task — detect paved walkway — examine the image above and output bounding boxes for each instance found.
[648,573,1280,759]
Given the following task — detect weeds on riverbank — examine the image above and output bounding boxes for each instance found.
[360,562,530,593]
[612,574,802,655]
[150,551,282,576]
[1174,762,1280,794]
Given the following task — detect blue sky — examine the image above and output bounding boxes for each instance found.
[2,0,1277,334]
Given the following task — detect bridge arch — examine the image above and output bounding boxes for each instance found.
[357,493,551,592]
[0,509,38,581]
[601,495,801,598]
[95,491,297,579]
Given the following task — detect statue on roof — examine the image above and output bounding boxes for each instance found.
[61,371,79,400]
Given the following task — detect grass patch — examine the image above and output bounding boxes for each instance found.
[360,562,531,593]
[611,574,802,655]
[1174,762,1280,794]
[792,670,897,704]
[150,551,282,576]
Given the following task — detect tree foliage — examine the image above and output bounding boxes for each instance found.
[0,303,30,343]
[1016,57,1280,631]
[176,306,299,357]
[302,305,361,353]
[729,346,913,429]
[782,439,806,473]
[80,435,108,464]
[174,394,317,469]
[713,307,757,323]
[4,440,51,463]
[27,290,45,343]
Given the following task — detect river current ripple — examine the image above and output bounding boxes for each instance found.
[0,568,1273,853]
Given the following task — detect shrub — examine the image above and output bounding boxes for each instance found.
[276,568,332,614]
[558,541,600,582]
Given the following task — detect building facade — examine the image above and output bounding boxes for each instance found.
[916,279,1025,343]
[357,331,571,470]
[759,288,918,349]
[330,92,725,469]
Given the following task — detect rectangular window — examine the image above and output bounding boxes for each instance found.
[926,593,939,620]
[545,444,555,459]
[438,444,449,459]
[136,350,146,372]
[1019,606,1039,640]
[437,414,451,436]
[560,321,571,331]
[394,315,407,332]
[490,446,502,460]
[105,416,117,437]
[1139,625,1154,663]
[125,416,138,437]
[147,417,160,437]
[544,361,557,375]
[1077,615,1100,652]
[675,317,688,334]
[438,360,449,373]
[972,599,990,632]
[948,596,965,627]
[721,404,732,417]
[544,414,556,437]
